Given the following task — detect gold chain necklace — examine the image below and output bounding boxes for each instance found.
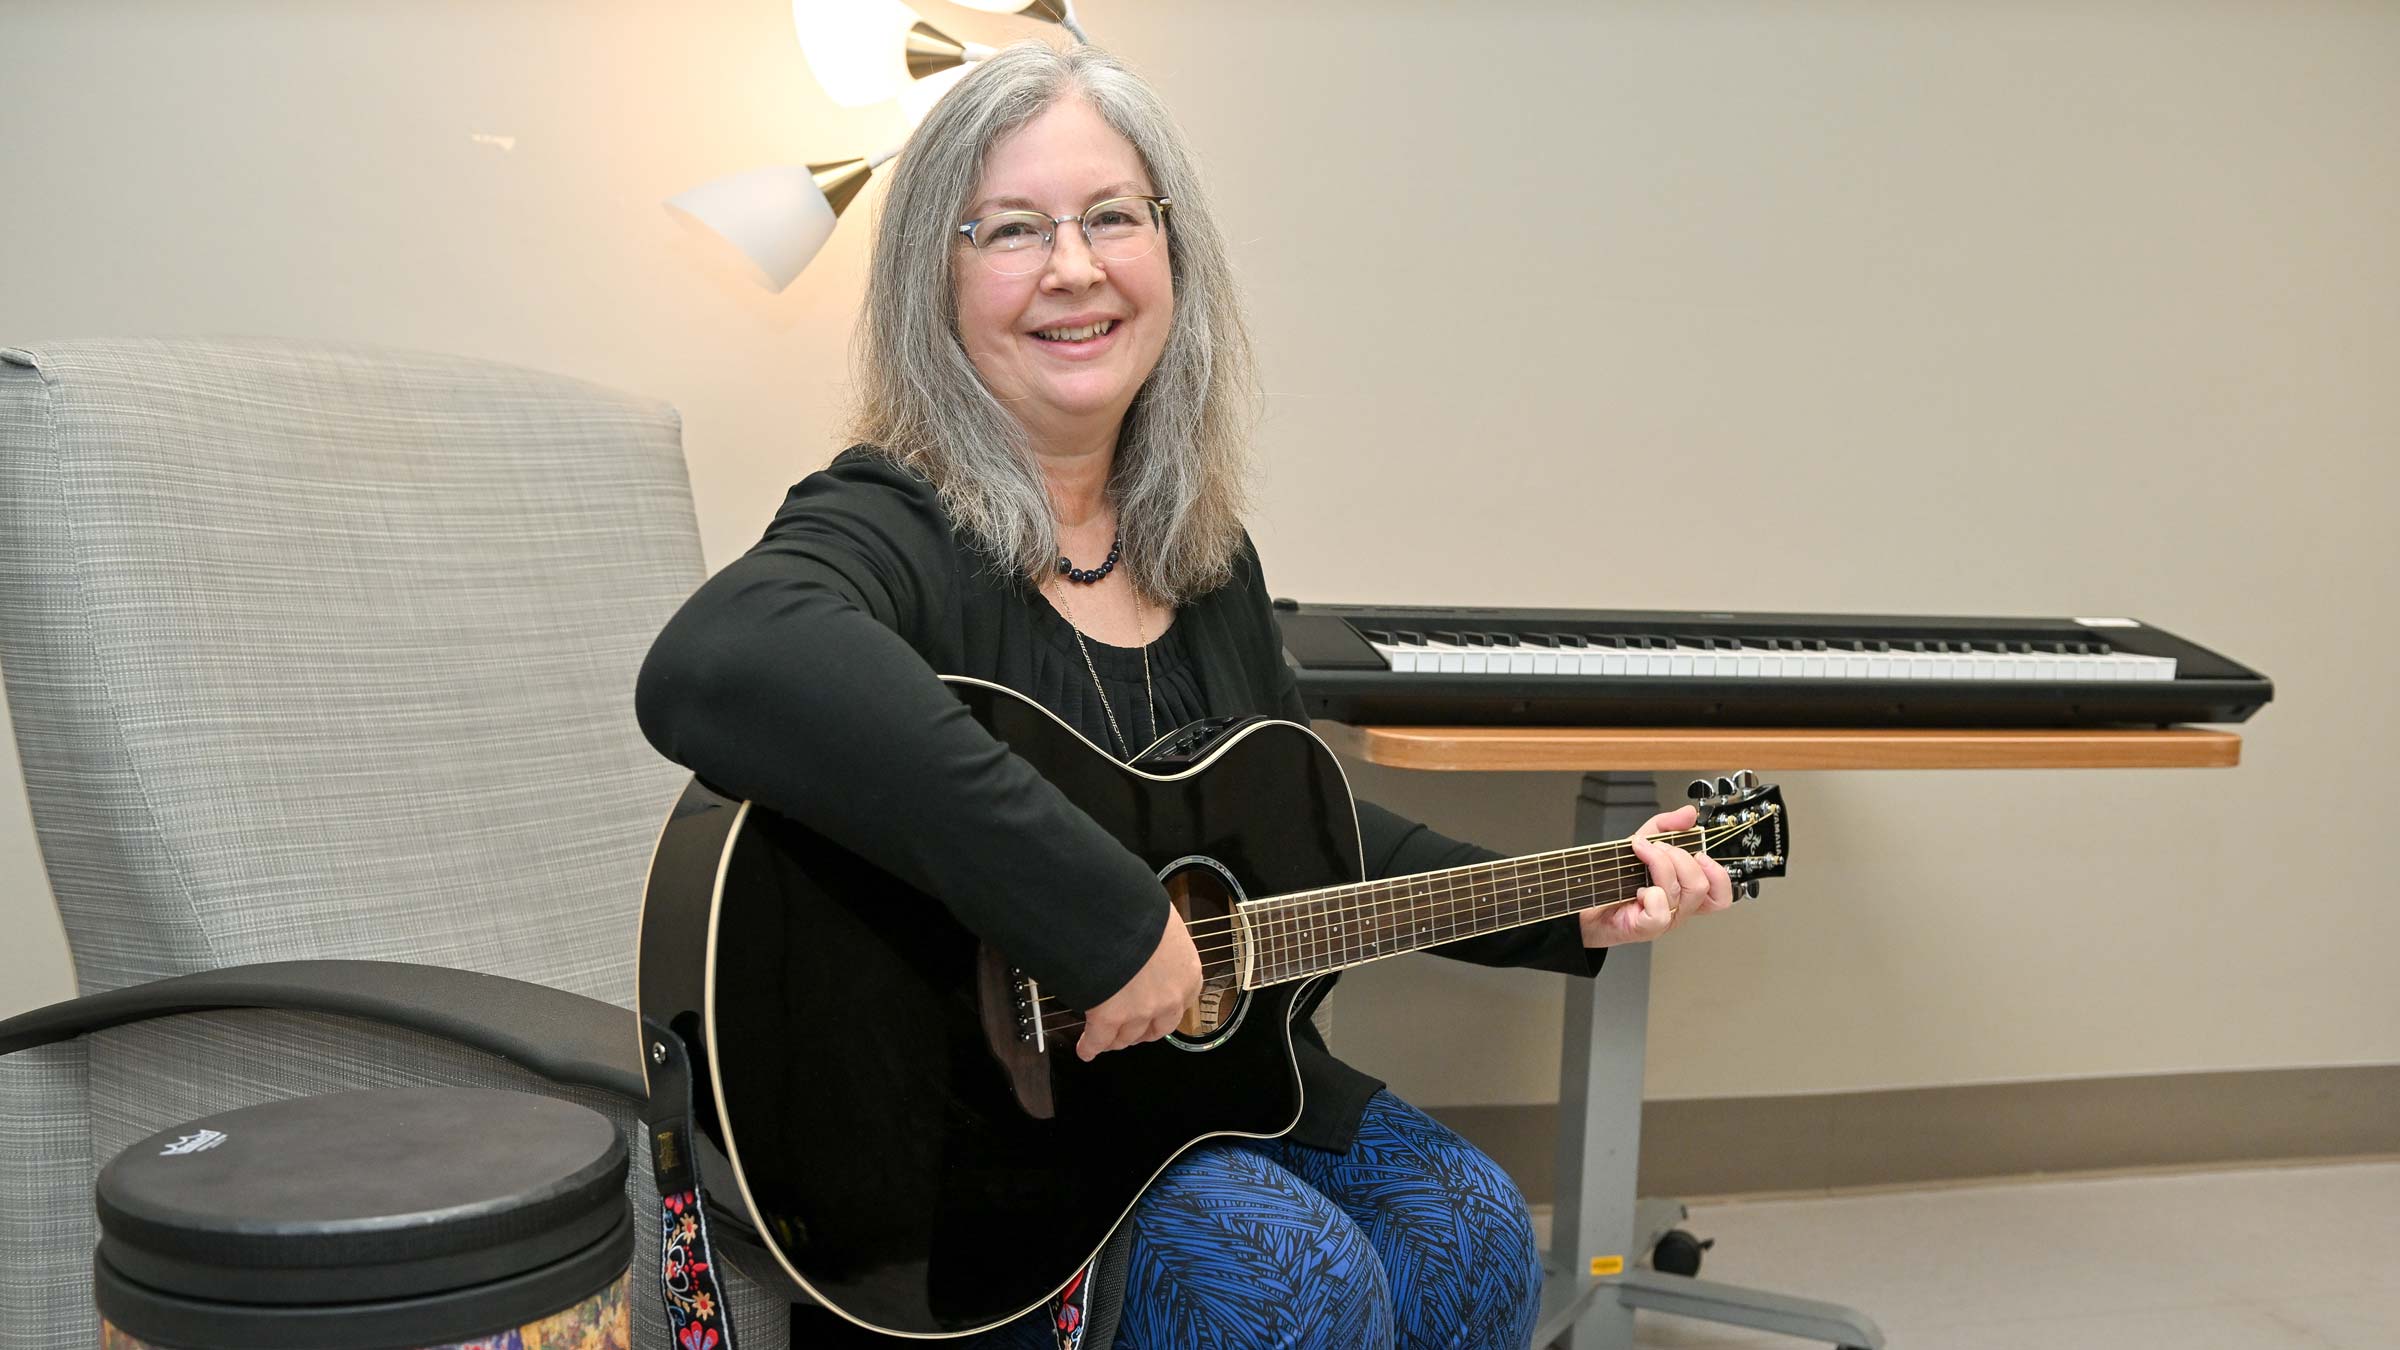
[1053,582,1157,761]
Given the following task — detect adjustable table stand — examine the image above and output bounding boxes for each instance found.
[1319,724,2240,1349]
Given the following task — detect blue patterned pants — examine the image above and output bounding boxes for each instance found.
[973,1090,1545,1350]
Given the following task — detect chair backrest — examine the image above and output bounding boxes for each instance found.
[0,338,705,1004]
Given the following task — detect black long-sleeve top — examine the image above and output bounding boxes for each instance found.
[634,447,1604,1149]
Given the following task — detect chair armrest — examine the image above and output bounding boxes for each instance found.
[0,960,646,1101]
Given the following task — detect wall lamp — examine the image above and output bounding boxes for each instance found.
[667,0,1087,293]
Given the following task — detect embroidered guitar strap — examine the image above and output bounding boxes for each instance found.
[1048,1260,1093,1350]
[643,1018,737,1350]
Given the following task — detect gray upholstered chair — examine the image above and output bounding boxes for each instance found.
[0,338,790,1347]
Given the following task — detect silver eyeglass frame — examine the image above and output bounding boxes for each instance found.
[955,195,1173,272]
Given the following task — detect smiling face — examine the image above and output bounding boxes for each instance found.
[952,96,1173,459]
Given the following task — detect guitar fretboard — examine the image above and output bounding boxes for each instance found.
[1239,829,1710,987]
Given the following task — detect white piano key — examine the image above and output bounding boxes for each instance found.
[1359,629,2177,683]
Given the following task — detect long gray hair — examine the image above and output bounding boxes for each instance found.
[850,42,1260,605]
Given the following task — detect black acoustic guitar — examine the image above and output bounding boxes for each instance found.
[636,676,1790,1338]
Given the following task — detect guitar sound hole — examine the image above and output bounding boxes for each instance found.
[1163,859,1247,1045]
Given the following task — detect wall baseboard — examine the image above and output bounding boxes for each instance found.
[1430,1064,2400,1205]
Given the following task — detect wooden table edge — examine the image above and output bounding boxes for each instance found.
[1312,723,2243,772]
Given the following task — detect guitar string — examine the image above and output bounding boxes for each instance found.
[1021,819,1761,1028]
[1033,821,1733,980]
[1028,852,1691,1027]
[1165,822,1713,939]
[1019,821,1753,1031]
[1053,820,1722,956]
[1028,890,1659,1039]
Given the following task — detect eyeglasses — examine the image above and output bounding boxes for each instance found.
[956,195,1172,277]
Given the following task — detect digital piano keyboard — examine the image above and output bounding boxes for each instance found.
[1271,602,2273,728]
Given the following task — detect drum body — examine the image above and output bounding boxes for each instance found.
[92,1088,635,1350]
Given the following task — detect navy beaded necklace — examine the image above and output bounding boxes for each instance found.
[1056,535,1121,585]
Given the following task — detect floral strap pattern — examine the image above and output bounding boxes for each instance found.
[1049,1259,1093,1350]
[643,1021,736,1350]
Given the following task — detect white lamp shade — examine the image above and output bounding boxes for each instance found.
[665,166,839,293]
[897,63,972,125]
[793,0,923,107]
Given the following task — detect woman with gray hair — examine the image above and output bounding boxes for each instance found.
[638,40,1731,1350]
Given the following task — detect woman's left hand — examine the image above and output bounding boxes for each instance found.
[1579,804,1736,948]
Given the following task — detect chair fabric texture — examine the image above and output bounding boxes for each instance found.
[0,337,789,1347]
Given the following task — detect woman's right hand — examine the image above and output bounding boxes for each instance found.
[1076,906,1204,1062]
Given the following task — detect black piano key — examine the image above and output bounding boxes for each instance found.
[1393,630,1425,646]
[1484,632,1520,646]
[1363,629,1393,645]
[1556,634,1589,648]
[1458,632,1492,647]
[1522,633,1557,648]
[1587,634,1624,648]
[1431,630,1464,646]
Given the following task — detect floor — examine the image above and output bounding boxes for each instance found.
[1534,1159,2400,1349]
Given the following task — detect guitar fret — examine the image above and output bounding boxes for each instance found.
[1246,820,1751,993]
[1260,835,1686,985]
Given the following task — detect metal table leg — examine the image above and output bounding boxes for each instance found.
[1534,772,1884,1350]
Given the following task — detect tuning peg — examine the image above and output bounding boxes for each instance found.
[1687,779,1715,801]
[1715,776,1736,797]
[1741,880,1760,900]
[1733,770,1759,791]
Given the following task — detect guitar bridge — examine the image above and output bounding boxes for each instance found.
[1014,972,1046,1053]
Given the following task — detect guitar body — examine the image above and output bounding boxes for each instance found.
[637,676,1366,1337]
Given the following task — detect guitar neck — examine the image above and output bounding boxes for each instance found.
[1241,824,1715,988]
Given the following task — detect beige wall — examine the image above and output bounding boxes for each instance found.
[3,0,2394,1108]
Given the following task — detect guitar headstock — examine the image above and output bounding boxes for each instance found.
[1686,770,1789,899]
